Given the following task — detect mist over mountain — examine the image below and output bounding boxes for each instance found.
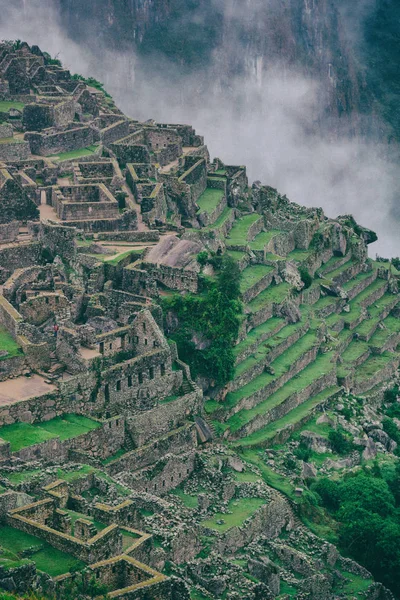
[0,0,398,255]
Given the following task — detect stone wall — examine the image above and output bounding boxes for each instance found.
[119,452,196,496]
[231,366,337,440]
[0,170,39,224]
[141,263,198,294]
[7,417,125,464]
[215,494,294,555]
[99,119,129,145]
[25,125,97,156]
[0,139,30,161]
[8,506,122,563]
[126,388,202,446]
[106,424,197,476]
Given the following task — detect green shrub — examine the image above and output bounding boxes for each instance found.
[162,254,242,386]
[384,385,399,403]
[293,442,311,462]
[328,429,354,455]
[299,267,312,289]
[197,251,208,266]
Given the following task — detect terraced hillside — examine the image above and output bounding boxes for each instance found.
[197,192,400,453]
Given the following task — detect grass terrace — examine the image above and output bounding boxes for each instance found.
[234,386,340,448]
[226,351,336,434]
[249,229,281,251]
[201,497,266,532]
[326,259,356,281]
[226,214,260,246]
[0,525,84,576]
[227,249,247,262]
[230,330,317,403]
[342,269,375,293]
[0,414,100,451]
[354,352,396,383]
[0,326,22,360]
[340,340,369,363]
[50,145,99,162]
[196,187,225,215]
[247,282,291,312]
[319,254,351,275]
[368,293,398,318]
[369,315,400,348]
[0,101,25,112]
[170,487,199,509]
[104,248,143,265]
[286,249,313,263]
[233,317,285,358]
[240,264,273,294]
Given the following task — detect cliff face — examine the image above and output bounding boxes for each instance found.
[54,0,372,135]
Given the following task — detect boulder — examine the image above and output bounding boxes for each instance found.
[283,261,304,291]
[248,558,280,596]
[362,437,378,460]
[302,461,317,478]
[369,429,397,452]
[300,431,330,453]
[228,455,245,472]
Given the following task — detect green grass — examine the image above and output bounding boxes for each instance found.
[0,137,24,145]
[249,229,281,251]
[102,447,127,465]
[65,509,106,533]
[240,265,273,293]
[0,423,57,452]
[340,571,373,595]
[368,293,398,318]
[0,415,100,451]
[0,526,84,576]
[247,282,291,311]
[354,352,395,382]
[202,207,233,231]
[279,581,298,597]
[0,327,22,360]
[233,329,316,394]
[226,351,335,433]
[202,497,265,532]
[36,414,100,441]
[240,449,296,499]
[369,315,400,347]
[341,340,369,362]
[233,386,340,448]
[122,530,142,550]
[0,101,25,112]
[342,269,375,292]
[234,470,261,482]
[286,249,313,263]
[170,487,198,508]
[327,259,356,280]
[104,249,143,265]
[319,254,351,275]
[196,187,224,215]
[226,214,260,245]
[50,145,98,162]
[227,249,247,262]
[233,317,285,358]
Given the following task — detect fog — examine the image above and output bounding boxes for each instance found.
[0,0,398,256]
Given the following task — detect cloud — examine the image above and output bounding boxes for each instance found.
[0,0,397,257]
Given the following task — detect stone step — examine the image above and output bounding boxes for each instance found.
[233,386,341,449]
[222,331,319,422]
[226,351,337,440]
[234,317,287,366]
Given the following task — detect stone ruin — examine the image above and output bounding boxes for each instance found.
[0,41,397,600]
